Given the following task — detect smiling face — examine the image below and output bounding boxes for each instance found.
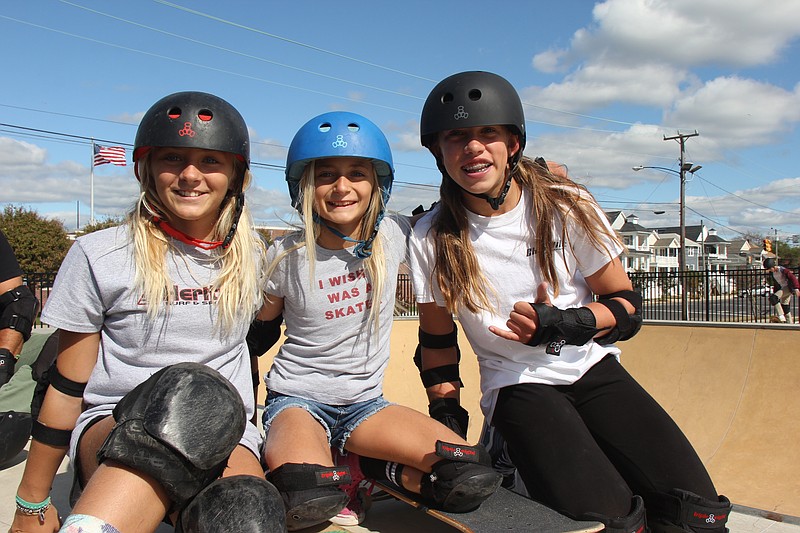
[150,146,235,240]
[312,156,375,242]
[436,125,521,213]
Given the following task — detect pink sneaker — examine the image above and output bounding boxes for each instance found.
[331,451,372,526]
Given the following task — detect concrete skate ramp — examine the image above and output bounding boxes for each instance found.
[258,321,799,517]
[620,324,799,517]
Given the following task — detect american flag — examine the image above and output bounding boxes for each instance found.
[93,144,127,167]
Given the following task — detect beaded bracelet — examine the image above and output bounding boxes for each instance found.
[15,495,51,524]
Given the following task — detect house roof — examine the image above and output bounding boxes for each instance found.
[653,236,679,247]
[652,224,705,240]
[704,234,728,244]
[620,221,650,233]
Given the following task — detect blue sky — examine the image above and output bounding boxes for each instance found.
[2,0,799,244]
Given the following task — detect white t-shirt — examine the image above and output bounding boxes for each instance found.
[264,215,410,405]
[41,225,263,460]
[409,188,623,419]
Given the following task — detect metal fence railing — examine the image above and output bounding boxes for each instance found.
[25,269,798,325]
[396,268,799,324]
[629,268,798,323]
[22,272,56,328]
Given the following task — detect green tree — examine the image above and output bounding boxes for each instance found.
[776,243,799,268]
[81,216,124,235]
[0,205,71,273]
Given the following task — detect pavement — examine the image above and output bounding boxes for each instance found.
[1,448,797,532]
[2,449,796,532]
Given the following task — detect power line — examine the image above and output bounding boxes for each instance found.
[12,5,684,137]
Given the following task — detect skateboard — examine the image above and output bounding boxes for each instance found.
[373,481,603,533]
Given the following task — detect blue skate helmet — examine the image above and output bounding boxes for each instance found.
[285,112,394,258]
[286,111,393,210]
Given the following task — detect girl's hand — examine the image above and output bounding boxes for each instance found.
[489,283,551,344]
[9,504,60,533]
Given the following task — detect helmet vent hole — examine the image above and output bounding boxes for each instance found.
[442,92,453,104]
[468,89,482,101]
[167,106,182,119]
[319,123,332,132]
[347,123,360,132]
[198,109,213,121]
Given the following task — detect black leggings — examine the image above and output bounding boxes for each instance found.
[491,355,717,521]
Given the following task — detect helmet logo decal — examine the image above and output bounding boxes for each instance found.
[331,134,347,148]
[179,122,196,137]
[454,106,469,120]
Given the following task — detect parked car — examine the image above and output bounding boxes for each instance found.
[738,284,771,298]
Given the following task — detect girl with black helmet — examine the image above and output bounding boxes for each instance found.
[257,111,501,531]
[11,91,284,533]
[409,71,731,532]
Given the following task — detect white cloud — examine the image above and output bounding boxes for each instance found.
[536,0,800,72]
[522,63,689,116]
[0,137,47,167]
[666,78,800,147]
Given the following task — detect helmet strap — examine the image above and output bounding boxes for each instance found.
[151,192,243,250]
[152,216,225,250]
[448,156,519,211]
[312,213,380,259]
[220,192,244,249]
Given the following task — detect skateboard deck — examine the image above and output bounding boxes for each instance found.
[373,481,603,533]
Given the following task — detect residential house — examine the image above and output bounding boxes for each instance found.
[728,238,760,269]
[649,233,700,272]
[616,214,655,272]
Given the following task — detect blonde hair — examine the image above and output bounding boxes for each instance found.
[129,155,265,333]
[266,160,387,333]
[430,155,621,314]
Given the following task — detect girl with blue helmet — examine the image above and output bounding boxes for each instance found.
[257,111,501,530]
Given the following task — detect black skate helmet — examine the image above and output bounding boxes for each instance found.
[133,91,250,169]
[763,257,776,269]
[133,91,250,249]
[420,71,526,209]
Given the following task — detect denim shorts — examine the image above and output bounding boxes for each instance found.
[263,392,392,453]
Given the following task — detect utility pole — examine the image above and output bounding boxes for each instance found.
[664,130,699,320]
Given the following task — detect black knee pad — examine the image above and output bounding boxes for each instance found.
[0,411,32,467]
[782,303,791,314]
[420,441,502,512]
[646,489,731,533]
[177,475,286,533]
[266,463,350,531]
[582,495,646,533]
[769,293,780,306]
[98,362,246,509]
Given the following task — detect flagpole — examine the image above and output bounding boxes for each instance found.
[90,139,95,225]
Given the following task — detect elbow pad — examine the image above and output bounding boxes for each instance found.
[414,324,463,388]
[246,314,283,357]
[0,285,40,341]
[594,290,643,345]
